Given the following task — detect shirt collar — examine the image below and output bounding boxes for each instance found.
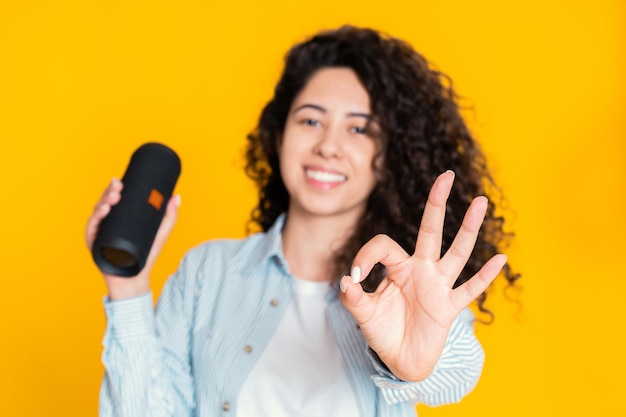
[239,213,287,274]
[238,213,342,300]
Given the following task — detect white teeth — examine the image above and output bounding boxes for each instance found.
[306,169,346,183]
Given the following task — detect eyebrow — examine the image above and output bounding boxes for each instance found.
[293,103,375,121]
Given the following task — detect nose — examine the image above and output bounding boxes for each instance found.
[314,126,343,159]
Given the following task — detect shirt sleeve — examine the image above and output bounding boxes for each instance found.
[369,308,485,406]
[99,256,196,417]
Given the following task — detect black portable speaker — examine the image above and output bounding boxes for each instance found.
[91,142,181,277]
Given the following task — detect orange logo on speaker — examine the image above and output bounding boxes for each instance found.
[148,189,164,210]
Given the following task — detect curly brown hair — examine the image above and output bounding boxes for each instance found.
[245,25,519,319]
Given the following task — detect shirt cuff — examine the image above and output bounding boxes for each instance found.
[367,345,442,382]
[103,292,156,341]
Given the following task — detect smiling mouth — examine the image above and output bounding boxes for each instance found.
[305,169,347,183]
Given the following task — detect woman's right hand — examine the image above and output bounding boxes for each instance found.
[85,178,180,300]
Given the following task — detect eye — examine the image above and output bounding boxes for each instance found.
[301,118,321,127]
[350,126,367,135]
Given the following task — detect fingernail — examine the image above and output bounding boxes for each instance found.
[174,194,181,207]
[340,277,347,293]
[351,266,361,284]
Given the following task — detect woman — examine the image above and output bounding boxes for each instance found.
[87,25,518,417]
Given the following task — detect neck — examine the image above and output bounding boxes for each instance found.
[281,209,360,282]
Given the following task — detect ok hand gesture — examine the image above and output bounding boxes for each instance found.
[339,171,507,382]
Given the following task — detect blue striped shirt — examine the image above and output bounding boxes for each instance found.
[99,215,485,417]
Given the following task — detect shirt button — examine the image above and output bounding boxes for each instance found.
[270,298,279,307]
[222,402,231,411]
[244,345,253,353]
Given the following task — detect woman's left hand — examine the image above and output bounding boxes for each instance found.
[339,171,507,382]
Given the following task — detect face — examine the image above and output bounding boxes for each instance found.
[279,67,381,223]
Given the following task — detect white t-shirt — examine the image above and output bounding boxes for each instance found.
[237,277,360,417]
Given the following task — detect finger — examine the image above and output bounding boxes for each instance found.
[451,254,507,311]
[143,194,181,271]
[350,234,409,285]
[85,179,124,248]
[85,203,110,249]
[437,196,488,282]
[339,275,377,323]
[413,171,455,261]
[94,178,123,211]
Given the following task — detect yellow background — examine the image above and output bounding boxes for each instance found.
[1,1,624,415]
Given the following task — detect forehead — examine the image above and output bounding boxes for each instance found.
[292,67,371,111]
